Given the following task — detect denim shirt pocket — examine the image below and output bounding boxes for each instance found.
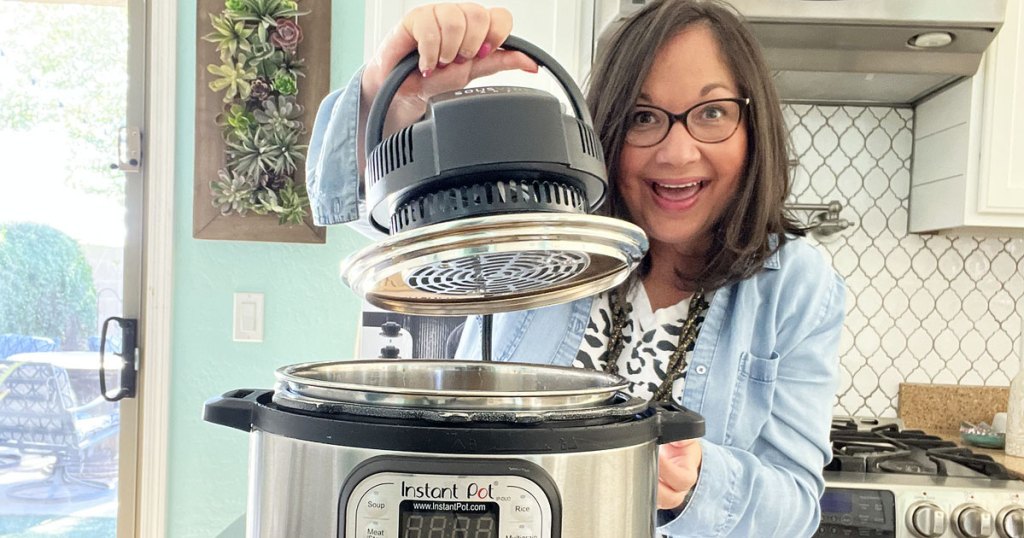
[724,350,781,449]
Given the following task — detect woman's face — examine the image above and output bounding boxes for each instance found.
[617,24,748,257]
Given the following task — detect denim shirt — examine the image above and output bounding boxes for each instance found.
[306,67,365,226]
[455,238,845,537]
[307,69,846,537]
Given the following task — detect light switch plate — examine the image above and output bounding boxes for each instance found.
[233,292,264,342]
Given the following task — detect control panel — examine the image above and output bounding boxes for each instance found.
[339,457,560,538]
[816,487,896,537]
[818,475,1024,538]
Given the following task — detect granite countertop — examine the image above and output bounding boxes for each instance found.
[933,429,1024,479]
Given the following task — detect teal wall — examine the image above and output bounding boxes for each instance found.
[168,2,367,536]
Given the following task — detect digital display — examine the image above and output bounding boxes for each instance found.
[819,490,853,514]
[398,500,499,538]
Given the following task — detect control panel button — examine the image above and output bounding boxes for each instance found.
[511,502,537,521]
[998,506,1024,538]
[359,518,388,538]
[362,493,388,518]
[953,504,993,538]
[907,502,947,538]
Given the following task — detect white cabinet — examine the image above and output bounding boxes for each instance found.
[909,0,1024,235]
[977,0,1024,223]
[363,0,595,107]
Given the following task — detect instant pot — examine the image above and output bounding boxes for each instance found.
[205,35,706,538]
[205,360,704,537]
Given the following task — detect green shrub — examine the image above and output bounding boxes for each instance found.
[0,222,97,350]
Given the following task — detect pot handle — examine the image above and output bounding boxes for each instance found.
[203,389,267,432]
[656,401,706,444]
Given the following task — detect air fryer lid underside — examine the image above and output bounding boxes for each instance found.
[342,213,647,316]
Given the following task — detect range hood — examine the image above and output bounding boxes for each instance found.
[596,0,1007,105]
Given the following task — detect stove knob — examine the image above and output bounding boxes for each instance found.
[997,506,1024,538]
[953,504,994,538]
[908,502,948,538]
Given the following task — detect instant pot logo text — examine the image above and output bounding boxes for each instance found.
[400,481,494,500]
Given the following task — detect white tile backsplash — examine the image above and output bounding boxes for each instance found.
[783,104,1024,417]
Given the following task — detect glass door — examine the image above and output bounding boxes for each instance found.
[0,0,144,536]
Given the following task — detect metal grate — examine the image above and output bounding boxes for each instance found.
[784,104,1024,418]
[405,250,591,296]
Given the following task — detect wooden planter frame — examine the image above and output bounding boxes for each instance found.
[192,0,331,243]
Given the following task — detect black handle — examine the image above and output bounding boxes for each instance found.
[365,35,593,159]
[99,316,137,402]
[203,389,268,432]
[656,401,706,444]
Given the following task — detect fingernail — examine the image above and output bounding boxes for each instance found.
[453,55,468,65]
[421,68,432,78]
[526,64,539,74]
[438,61,450,68]
[476,43,492,59]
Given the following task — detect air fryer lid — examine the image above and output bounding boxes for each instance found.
[273,359,629,412]
[348,36,647,316]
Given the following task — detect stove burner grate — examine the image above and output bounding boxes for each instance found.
[827,423,1015,480]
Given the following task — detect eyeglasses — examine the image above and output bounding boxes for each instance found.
[625,97,751,147]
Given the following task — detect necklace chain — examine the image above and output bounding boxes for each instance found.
[602,288,709,402]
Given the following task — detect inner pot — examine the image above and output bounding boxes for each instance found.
[273,359,628,412]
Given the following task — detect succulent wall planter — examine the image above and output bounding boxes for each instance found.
[193,0,330,243]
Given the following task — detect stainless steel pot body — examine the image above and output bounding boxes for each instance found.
[245,430,659,538]
[203,365,703,538]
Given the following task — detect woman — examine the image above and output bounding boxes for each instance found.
[306,1,845,536]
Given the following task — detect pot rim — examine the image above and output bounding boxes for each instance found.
[273,359,629,411]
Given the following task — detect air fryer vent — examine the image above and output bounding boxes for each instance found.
[368,126,414,187]
[576,120,601,160]
[405,250,592,296]
[391,179,586,234]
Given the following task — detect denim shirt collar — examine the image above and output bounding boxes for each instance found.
[763,234,781,270]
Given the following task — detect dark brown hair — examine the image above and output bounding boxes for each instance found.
[587,0,802,292]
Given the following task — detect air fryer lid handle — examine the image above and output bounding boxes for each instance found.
[365,35,593,159]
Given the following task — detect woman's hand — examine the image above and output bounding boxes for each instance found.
[360,3,538,146]
[657,439,702,511]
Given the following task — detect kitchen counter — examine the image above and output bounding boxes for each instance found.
[934,429,1024,479]
[896,383,1024,477]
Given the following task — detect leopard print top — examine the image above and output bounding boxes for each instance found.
[572,285,709,403]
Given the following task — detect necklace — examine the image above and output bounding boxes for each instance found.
[602,288,709,402]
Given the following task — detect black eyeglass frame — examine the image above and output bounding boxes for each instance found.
[625,97,752,147]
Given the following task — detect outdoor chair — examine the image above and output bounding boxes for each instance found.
[0,334,58,470]
[0,360,119,502]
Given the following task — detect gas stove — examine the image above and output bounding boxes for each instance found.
[819,417,1024,538]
